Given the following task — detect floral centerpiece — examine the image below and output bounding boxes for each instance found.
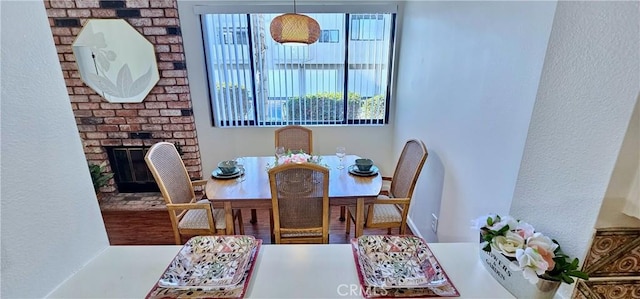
[275,150,322,165]
[267,150,327,173]
[270,150,326,190]
[476,214,589,286]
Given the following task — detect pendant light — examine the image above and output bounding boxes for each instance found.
[270,0,320,45]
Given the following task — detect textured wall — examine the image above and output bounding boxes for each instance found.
[1,1,110,297]
[393,1,556,242]
[45,0,202,193]
[599,97,640,225]
[509,1,639,297]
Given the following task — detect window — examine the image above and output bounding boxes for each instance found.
[219,27,248,45]
[350,15,385,41]
[200,9,396,127]
[319,29,339,43]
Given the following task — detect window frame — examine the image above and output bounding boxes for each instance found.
[350,14,385,41]
[183,3,400,128]
[319,29,340,43]
[219,27,249,45]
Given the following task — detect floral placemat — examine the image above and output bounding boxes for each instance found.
[351,235,460,298]
[146,236,262,299]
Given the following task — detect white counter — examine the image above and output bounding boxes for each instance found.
[48,243,514,298]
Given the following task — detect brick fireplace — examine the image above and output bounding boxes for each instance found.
[45,0,202,195]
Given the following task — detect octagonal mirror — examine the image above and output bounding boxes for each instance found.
[72,19,159,103]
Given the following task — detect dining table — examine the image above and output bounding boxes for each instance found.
[205,155,383,237]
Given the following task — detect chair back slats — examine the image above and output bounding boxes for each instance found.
[275,125,313,153]
[145,142,195,205]
[269,163,329,243]
[390,139,428,200]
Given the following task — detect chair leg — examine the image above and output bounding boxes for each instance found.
[250,209,258,224]
[345,209,351,235]
[269,208,275,244]
[169,215,182,245]
[387,228,392,235]
[235,210,244,235]
[339,206,346,221]
[173,231,182,245]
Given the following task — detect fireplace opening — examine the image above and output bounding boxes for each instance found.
[106,146,159,193]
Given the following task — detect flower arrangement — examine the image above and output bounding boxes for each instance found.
[274,150,323,166]
[267,150,327,170]
[476,214,588,285]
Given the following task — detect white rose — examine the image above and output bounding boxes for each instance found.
[491,231,525,257]
[527,232,558,253]
[487,215,518,231]
[514,221,535,239]
[514,247,549,284]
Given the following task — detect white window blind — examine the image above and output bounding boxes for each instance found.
[200,9,396,127]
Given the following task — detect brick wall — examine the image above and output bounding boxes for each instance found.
[44,0,202,194]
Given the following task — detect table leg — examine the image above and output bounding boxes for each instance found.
[339,206,346,221]
[250,209,258,224]
[269,208,275,244]
[224,202,234,235]
[355,198,364,237]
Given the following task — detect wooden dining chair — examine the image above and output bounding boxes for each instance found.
[145,142,243,245]
[346,139,428,237]
[275,125,313,154]
[268,163,330,244]
[245,125,314,226]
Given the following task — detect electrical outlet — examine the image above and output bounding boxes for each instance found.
[431,213,438,233]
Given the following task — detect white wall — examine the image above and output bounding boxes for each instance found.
[393,1,557,242]
[599,95,640,224]
[605,96,639,200]
[623,165,640,219]
[0,1,110,297]
[178,0,395,176]
[510,1,639,297]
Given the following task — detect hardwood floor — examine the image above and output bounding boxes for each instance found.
[102,206,413,245]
